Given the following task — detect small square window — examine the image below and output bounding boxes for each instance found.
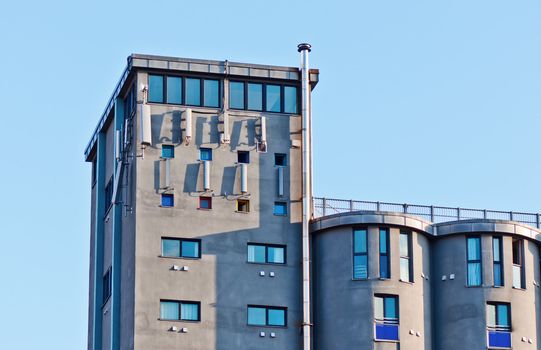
[237,199,250,213]
[273,202,287,216]
[275,153,287,166]
[199,197,212,210]
[200,148,212,161]
[161,194,174,207]
[162,145,174,158]
[238,151,250,164]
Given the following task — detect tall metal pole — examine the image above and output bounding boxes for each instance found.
[298,42,312,350]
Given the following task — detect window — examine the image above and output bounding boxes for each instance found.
[161,193,174,207]
[248,244,285,264]
[247,306,286,327]
[91,158,97,186]
[273,202,287,216]
[353,229,368,279]
[379,229,390,279]
[203,79,219,107]
[162,145,174,159]
[166,76,182,104]
[199,196,212,210]
[102,267,112,305]
[274,153,287,166]
[237,151,249,164]
[247,83,263,111]
[148,75,164,103]
[487,303,511,349]
[399,231,413,282]
[162,238,201,258]
[230,81,245,109]
[185,78,201,106]
[283,86,298,114]
[104,176,114,210]
[266,84,281,112]
[493,237,503,287]
[200,148,212,161]
[237,199,250,213]
[374,295,399,341]
[467,236,482,286]
[512,238,524,289]
[160,300,200,321]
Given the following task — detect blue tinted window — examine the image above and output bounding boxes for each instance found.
[161,194,174,207]
[467,237,482,286]
[266,84,281,112]
[268,308,285,326]
[379,229,390,278]
[166,76,182,104]
[200,148,212,161]
[162,145,174,158]
[284,86,297,113]
[247,83,263,110]
[186,78,201,106]
[267,246,285,264]
[273,202,287,215]
[162,239,181,257]
[149,75,164,103]
[182,241,200,258]
[384,297,397,319]
[497,304,509,327]
[199,196,212,209]
[374,295,399,341]
[203,79,219,107]
[354,229,367,253]
[354,229,368,279]
[248,307,266,325]
[230,82,244,109]
[379,230,388,253]
[181,302,200,321]
[248,245,266,263]
[354,255,368,279]
[160,301,179,320]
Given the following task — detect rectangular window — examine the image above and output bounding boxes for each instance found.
[161,238,201,259]
[237,151,249,164]
[162,145,174,159]
[161,193,174,207]
[512,238,524,289]
[102,267,112,305]
[230,81,245,109]
[247,244,285,264]
[199,148,212,161]
[247,83,263,111]
[166,76,182,104]
[273,202,287,216]
[199,196,212,210]
[399,231,413,282]
[186,78,201,106]
[160,300,200,321]
[266,84,281,112]
[353,229,368,279]
[91,158,97,185]
[487,302,511,349]
[283,86,298,114]
[148,75,164,103]
[104,177,114,210]
[274,153,287,166]
[203,79,219,107]
[493,237,503,287]
[374,295,399,341]
[467,236,482,286]
[237,199,250,213]
[247,306,286,327]
[379,229,390,279]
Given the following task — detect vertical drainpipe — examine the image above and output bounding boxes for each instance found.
[298,42,312,350]
[111,97,124,350]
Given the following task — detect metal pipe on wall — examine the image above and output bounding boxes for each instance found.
[240,163,248,194]
[203,160,211,191]
[298,42,312,350]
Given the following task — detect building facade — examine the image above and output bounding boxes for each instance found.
[85,51,541,350]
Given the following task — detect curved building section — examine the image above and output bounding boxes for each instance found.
[311,212,541,350]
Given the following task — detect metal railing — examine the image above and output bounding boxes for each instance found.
[313,197,541,229]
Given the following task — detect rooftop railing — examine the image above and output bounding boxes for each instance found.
[313,197,541,229]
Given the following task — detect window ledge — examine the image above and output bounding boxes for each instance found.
[351,278,369,281]
[158,255,201,260]
[512,286,526,291]
[197,208,212,211]
[399,279,414,285]
[247,324,287,329]
[235,211,250,214]
[158,318,201,323]
[159,205,174,208]
[247,261,286,266]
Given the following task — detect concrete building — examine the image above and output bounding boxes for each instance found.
[85,48,541,350]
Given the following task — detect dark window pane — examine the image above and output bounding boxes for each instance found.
[247,83,262,110]
[274,153,287,166]
[268,309,285,326]
[186,78,201,106]
[200,148,212,161]
[199,197,212,209]
[166,76,182,104]
[204,79,219,107]
[248,307,266,325]
[273,202,287,215]
[494,264,502,286]
[284,86,297,113]
[161,194,174,207]
[266,84,281,112]
[149,75,164,103]
[162,145,174,158]
[380,255,389,278]
[512,239,522,265]
[354,255,368,279]
[162,239,180,257]
[238,151,249,164]
[182,241,200,258]
[354,229,367,253]
[230,82,245,109]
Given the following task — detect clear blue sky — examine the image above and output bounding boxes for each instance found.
[1,0,540,348]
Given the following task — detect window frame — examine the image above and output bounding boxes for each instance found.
[247,305,287,327]
[353,228,369,280]
[273,201,288,216]
[102,266,112,307]
[274,153,287,166]
[161,144,175,159]
[512,238,525,289]
[228,80,299,114]
[399,231,413,283]
[161,237,202,259]
[147,73,221,108]
[379,228,390,279]
[466,236,482,287]
[237,151,250,164]
[199,147,212,161]
[487,302,512,349]
[493,236,504,287]
[237,199,250,213]
[161,193,174,207]
[199,196,212,210]
[159,300,201,322]
[374,294,399,342]
[247,243,286,265]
